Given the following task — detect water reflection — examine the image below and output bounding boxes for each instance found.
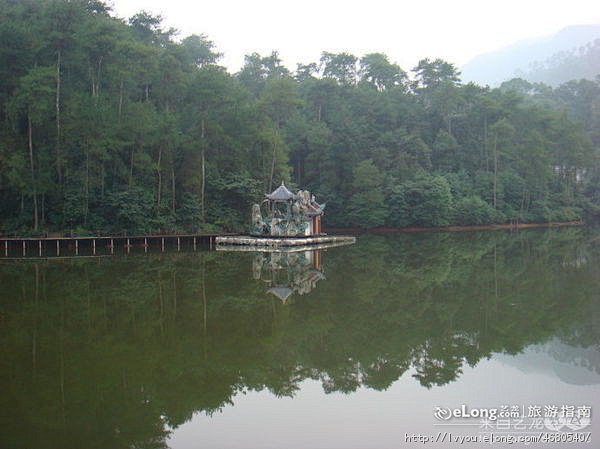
[496,339,600,387]
[0,228,598,449]
[253,250,324,303]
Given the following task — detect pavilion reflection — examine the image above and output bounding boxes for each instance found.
[252,249,325,303]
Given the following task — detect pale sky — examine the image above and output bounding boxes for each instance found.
[111,0,600,73]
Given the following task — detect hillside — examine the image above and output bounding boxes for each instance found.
[0,0,598,235]
[461,25,600,86]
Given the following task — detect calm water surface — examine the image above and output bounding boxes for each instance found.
[1,228,599,448]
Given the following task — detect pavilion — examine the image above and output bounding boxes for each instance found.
[255,182,325,236]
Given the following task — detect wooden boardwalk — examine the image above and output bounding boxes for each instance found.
[0,233,232,258]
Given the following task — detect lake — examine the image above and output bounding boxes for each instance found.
[1,227,598,449]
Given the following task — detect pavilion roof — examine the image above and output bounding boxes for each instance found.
[267,287,294,302]
[266,182,296,201]
[307,201,326,216]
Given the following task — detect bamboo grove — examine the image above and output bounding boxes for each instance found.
[1,0,599,235]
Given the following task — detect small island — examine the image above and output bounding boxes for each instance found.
[216,181,355,248]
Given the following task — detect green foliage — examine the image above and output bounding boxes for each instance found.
[181,34,222,67]
[0,0,597,234]
[359,53,407,91]
[452,196,496,225]
[63,187,88,227]
[8,66,55,121]
[432,130,459,171]
[388,175,453,227]
[412,58,461,91]
[105,187,156,234]
[320,51,358,85]
[347,160,387,227]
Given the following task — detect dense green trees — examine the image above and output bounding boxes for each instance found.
[0,0,598,235]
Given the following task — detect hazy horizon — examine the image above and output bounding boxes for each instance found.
[111,0,600,73]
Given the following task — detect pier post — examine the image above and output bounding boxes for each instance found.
[162,238,165,252]
[110,238,114,254]
[127,238,130,254]
[144,238,148,253]
[93,239,96,255]
[22,241,26,256]
[177,237,180,251]
[193,237,196,251]
[56,240,60,256]
[4,241,7,257]
[39,240,42,257]
[75,239,79,255]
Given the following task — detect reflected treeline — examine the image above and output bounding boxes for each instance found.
[0,228,599,449]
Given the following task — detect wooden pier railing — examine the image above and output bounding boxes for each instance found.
[0,233,233,258]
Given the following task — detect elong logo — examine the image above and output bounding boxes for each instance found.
[434,405,498,421]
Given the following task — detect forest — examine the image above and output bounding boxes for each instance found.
[1,0,599,235]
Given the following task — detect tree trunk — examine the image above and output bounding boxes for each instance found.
[95,56,103,98]
[202,256,207,337]
[200,117,205,222]
[118,78,124,121]
[519,187,527,216]
[128,147,135,190]
[56,49,62,186]
[100,162,105,199]
[28,111,39,231]
[112,157,118,192]
[89,62,95,96]
[171,166,176,214]
[156,147,162,209]
[84,145,90,224]
[269,127,278,193]
[483,114,488,171]
[493,133,498,210]
[41,193,45,227]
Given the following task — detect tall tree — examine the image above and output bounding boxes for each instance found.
[320,52,358,86]
[9,67,55,231]
[359,53,407,91]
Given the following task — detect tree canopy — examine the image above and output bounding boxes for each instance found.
[0,0,598,235]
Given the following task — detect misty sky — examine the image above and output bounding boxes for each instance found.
[112,0,600,73]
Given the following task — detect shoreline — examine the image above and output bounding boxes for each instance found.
[0,221,588,242]
[324,220,586,235]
